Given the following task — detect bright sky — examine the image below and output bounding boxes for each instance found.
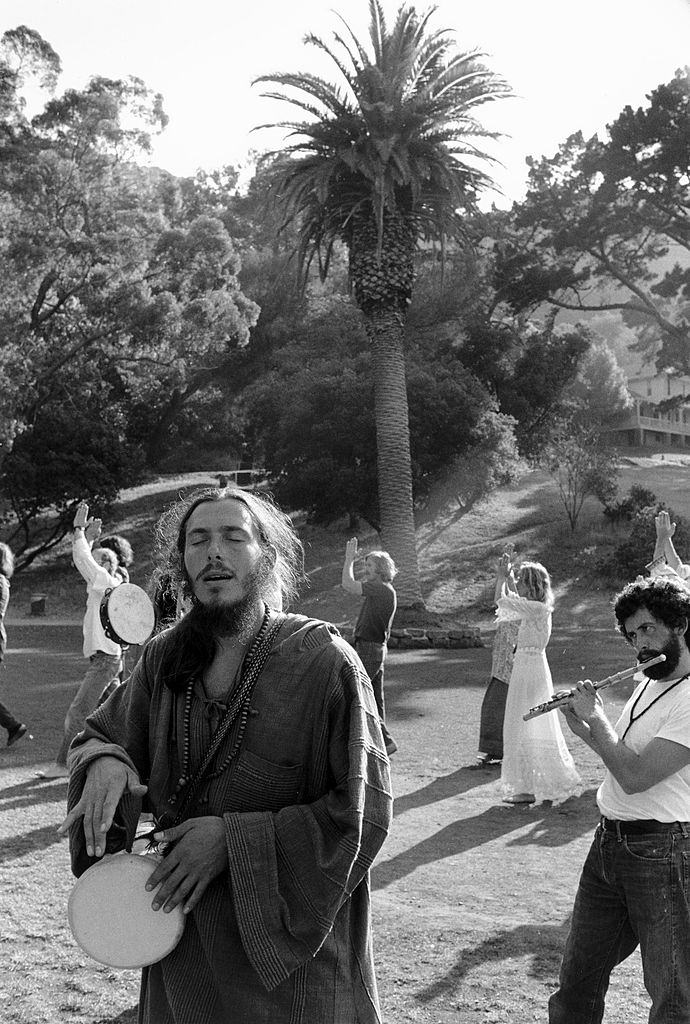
[2,0,689,207]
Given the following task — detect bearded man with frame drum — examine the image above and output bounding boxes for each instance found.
[59,485,392,1024]
[550,576,690,1024]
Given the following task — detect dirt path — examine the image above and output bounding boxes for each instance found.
[0,622,652,1023]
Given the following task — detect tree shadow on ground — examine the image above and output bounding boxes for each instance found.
[414,917,571,1004]
[0,777,68,815]
[393,765,503,816]
[373,789,598,890]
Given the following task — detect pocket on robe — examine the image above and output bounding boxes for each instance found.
[227,749,304,812]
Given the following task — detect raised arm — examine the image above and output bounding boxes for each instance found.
[71,501,107,586]
[341,537,363,596]
[493,546,516,603]
[654,510,684,572]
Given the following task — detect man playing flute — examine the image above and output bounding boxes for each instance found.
[550,575,690,1024]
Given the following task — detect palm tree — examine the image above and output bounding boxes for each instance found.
[254,1,511,608]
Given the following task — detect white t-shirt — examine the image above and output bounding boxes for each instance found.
[597,674,690,822]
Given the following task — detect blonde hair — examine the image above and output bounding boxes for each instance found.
[366,550,397,582]
[518,561,554,609]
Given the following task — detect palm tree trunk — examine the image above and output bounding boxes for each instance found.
[365,307,424,608]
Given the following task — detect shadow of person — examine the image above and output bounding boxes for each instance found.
[415,917,572,1004]
[0,776,68,814]
[394,766,501,817]
[93,1009,138,1024]
[373,789,599,891]
[0,823,63,865]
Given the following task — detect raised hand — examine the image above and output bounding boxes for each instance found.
[345,537,359,563]
[84,518,103,545]
[655,510,676,542]
[73,500,90,530]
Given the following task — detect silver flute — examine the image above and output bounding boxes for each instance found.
[522,654,667,721]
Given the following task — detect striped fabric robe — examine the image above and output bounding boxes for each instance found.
[67,614,392,1024]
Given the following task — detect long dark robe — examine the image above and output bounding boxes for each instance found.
[67,614,392,1024]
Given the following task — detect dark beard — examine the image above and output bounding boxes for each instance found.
[639,633,682,679]
[188,558,272,641]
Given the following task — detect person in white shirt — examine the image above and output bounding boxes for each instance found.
[550,575,690,1024]
[38,501,123,779]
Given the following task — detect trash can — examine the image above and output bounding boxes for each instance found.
[30,594,47,616]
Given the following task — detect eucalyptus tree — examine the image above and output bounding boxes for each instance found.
[254,0,510,606]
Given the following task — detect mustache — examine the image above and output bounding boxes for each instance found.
[197,564,234,582]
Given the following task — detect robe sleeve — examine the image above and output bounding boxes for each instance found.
[223,647,392,991]
[66,643,155,876]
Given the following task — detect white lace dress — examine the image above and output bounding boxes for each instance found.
[497,590,582,803]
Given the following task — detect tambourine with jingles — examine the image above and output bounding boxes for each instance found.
[68,852,185,968]
[100,584,155,646]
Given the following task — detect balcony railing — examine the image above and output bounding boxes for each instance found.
[616,413,690,436]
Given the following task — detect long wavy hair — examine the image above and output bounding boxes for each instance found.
[150,486,306,691]
[99,534,134,568]
[614,576,690,645]
[518,561,554,610]
[0,543,14,580]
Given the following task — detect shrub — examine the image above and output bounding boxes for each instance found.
[599,503,690,584]
[603,484,658,523]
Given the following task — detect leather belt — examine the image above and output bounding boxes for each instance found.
[600,816,689,835]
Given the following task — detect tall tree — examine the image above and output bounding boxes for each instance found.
[253,1,510,607]
[494,68,690,369]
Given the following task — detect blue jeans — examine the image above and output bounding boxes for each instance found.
[549,821,690,1024]
[56,651,122,765]
[354,639,395,747]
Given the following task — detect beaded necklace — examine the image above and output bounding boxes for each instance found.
[166,609,283,824]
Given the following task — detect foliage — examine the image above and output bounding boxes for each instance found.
[493,68,690,368]
[241,297,520,525]
[600,503,690,584]
[0,400,142,569]
[252,1,512,607]
[603,483,659,523]
[409,232,629,458]
[253,3,511,296]
[0,27,261,561]
[543,425,619,532]
[563,339,632,428]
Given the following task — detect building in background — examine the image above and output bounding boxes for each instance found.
[611,372,690,448]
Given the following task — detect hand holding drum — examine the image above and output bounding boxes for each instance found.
[523,654,667,721]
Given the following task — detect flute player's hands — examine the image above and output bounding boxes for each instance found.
[559,679,603,739]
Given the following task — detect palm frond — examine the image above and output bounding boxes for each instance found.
[251,2,513,275]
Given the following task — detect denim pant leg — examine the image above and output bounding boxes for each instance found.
[623,828,690,1024]
[354,640,394,744]
[56,652,122,765]
[549,830,638,1024]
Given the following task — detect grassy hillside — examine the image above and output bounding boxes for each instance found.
[8,454,690,634]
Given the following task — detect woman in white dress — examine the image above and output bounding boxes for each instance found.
[498,561,582,805]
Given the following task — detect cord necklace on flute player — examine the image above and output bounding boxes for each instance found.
[522,653,667,721]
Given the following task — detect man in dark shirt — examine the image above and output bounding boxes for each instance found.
[342,538,398,755]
